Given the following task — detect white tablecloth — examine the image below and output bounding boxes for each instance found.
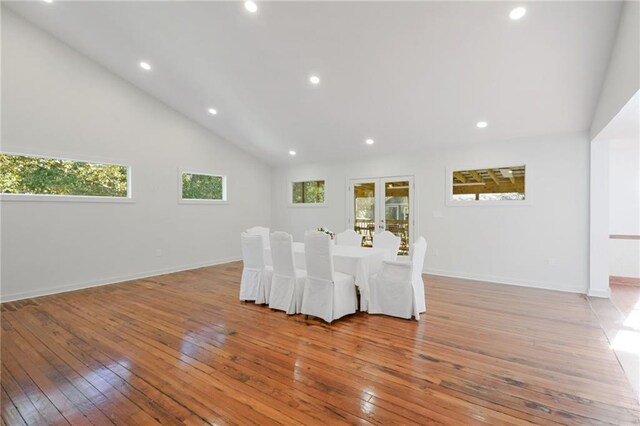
[265,242,389,311]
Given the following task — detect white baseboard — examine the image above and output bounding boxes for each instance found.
[0,256,241,303]
[3,262,593,302]
[423,267,588,295]
[587,288,611,298]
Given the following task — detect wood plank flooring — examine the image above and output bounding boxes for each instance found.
[610,276,640,287]
[589,284,640,401]
[2,262,639,425]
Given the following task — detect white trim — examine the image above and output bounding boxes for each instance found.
[589,138,612,299]
[0,256,241,303]
[178,169,227,203]
[445,163,531,207]
[346,175,416,256]
[424,267,587,295]
[587,288,612,298]
[287,203,328,208]
[0,150,133,202]
[288,178,327,207]
[0,194,135,203]
[1,148,131,168]
[179,199,229,205]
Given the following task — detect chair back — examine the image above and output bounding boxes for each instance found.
[380,260,412,281]
[373,231,401,260]
[336,229,362,247]
[241,233,265,270]
[411,237,427,283]
[270,232,296,276]
[304,231,335,281]
[247,226,270,248]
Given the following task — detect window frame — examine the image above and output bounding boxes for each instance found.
[445,164,531,207]
[0,150,134,203]
[288,178,327,208]
[178,169,228,205]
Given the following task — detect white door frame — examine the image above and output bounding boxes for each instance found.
[346,175,415,253]
[589,138,611,297]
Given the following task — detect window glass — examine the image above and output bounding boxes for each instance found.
[292,180,325,204]
[452,166,525,201]
[182,173,225,200]
[0,153,129,197]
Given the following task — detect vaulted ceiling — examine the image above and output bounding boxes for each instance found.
[4,1,622,164]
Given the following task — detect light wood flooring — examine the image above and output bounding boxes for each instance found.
[2,262,639,425]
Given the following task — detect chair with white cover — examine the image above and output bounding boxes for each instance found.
[335,229,363,247]
[246,226,270,248]
[301,231,357,323]
[368,236,427,320]
[269,232,306,314]
[247,226,272,266]
[373,230,401,261]
[239,233,273,303]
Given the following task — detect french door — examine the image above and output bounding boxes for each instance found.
[347,176,414,256]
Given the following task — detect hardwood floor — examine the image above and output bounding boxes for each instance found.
[590,284,640,402]
[610,276,640,287]
[2,262,639,425]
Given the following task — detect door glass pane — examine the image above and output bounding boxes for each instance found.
[385,181,410,255]
[353,182,375,247]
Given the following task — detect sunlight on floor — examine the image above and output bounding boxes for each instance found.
[612,293,640,353]
[610,289,640,402]
[612,329,640,354]
[624,310,640,330]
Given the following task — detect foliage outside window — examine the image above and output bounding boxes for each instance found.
[181,172,225,201]
[292,180,325,204]
[354,182,375,219]
[0,153,129,198]
[451,165,525,201]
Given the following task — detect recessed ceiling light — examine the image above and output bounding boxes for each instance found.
[245,1,257,13]
[208,108,217,115]
[309,75,320,85]
[139,61,151,71]
[365,139,375,145]
[289,150,296,156]
[43,0,53,3]
[476,121,488,128]
[509,7,526,20]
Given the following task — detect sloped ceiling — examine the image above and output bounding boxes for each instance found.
[4,1,623,164]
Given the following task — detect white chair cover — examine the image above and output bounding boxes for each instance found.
[269,232,306,314]
[373,231,401,261]
[246,226,270,248]
[301,231,357,323]
[240,233,273,302]
[368,237,428,320]
[336,229,363,247]
[411,237,427,313]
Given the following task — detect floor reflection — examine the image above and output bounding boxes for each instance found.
[609,285,640,401]
[612,329,640,354]
[179,324,228,364]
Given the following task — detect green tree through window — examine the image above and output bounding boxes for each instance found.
[181,173,224,200]
[0,153,128,197]
[292,180,325,204]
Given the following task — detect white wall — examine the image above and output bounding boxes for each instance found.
[0,10,271,301]
[590,139,612,297]
[610,240,640,278]
[591,1,640,139]
[589,1,639,295]
[272,134,590,293]
[609,138,640,235]
[608,124,640,280]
